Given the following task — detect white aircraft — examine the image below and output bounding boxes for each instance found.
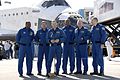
[0,0,86,41]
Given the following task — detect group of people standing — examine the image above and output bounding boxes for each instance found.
[16,17,107,77]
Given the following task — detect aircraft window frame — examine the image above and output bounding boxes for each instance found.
[13,13,15,16]
[8,14,10,16]
[21,12,23,15]
[41,0,70,8]
[42,1,48,7]
[4,14,6,17]
[99,2,114,14]
[16,13,18,15]
[26,12,29,14]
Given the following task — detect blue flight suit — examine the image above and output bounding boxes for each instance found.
[16,27,34,75]
[91,24,107,73]
[46,28,65,74]
[62,25,75,73]
[75,27,90,74]
[35,28,49,73]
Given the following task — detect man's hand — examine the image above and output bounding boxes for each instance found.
[54,39,59,43]
[101,44,105,48]
[51,40,55,43]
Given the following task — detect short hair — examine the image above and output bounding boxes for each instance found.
[25,21,31,25]
[26,21,31,24]
[92,17,98,22]
[65,19,71,24]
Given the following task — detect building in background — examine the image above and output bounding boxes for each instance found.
[78,8,93,23]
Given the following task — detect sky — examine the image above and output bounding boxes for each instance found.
[1,0,95,11]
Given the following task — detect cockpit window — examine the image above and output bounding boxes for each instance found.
[41,0,70,8]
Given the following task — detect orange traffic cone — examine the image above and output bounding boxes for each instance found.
[112,48,116,57]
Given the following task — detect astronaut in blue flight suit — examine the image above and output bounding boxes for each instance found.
[35,21,49,75]
[74,19,90,75]
[46,21,65,77]
[62,19,75,74]
[16,22,34,77]
[90,17,107,76]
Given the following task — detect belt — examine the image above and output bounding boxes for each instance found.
[64,42,74,45]
[77,42,87,45]
[19,43,31,46]
[95,41,101,44]
[39,43,49,46]
[51,44,61,46]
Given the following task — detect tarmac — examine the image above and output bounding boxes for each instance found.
[0,57,120,80]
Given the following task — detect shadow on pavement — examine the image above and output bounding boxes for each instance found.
[21,75,45,80]
[68,74,120,80]
[19,74,120,80]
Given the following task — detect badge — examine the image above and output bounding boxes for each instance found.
[81,31,84,33]
[96,28,99,30]
[56,31,60,34]
[69,29,73,32]
[23,32,26,34]
[30,32,33,35]
[39,32,42,34]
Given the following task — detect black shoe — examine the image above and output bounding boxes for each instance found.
[83,72,87,75]
[74,71,82,74]
[69,72,73,75]
[19,74,23,77]
[46,73,50,77]
[37,73,41,75]
[27,73,34,76]
[54,72,59,75]
[98,72,104,76]
[62,72,67,74]
[90,72,98,75]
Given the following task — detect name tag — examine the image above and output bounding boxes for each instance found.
[81,31,84,33]
[96,28,99,30]
[23,32,26,34]
[69,29,73,32]
[56,31,60,34]
[39,32,42,34]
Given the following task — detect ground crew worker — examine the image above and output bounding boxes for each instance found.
[4,41,11,59]
[35,21,49,75]
[46,21,65,77]
[74,19,90,75]
[62,19,75,74]
[16,22,34,77]
[105,37,113,61]
[90,17,107,76]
